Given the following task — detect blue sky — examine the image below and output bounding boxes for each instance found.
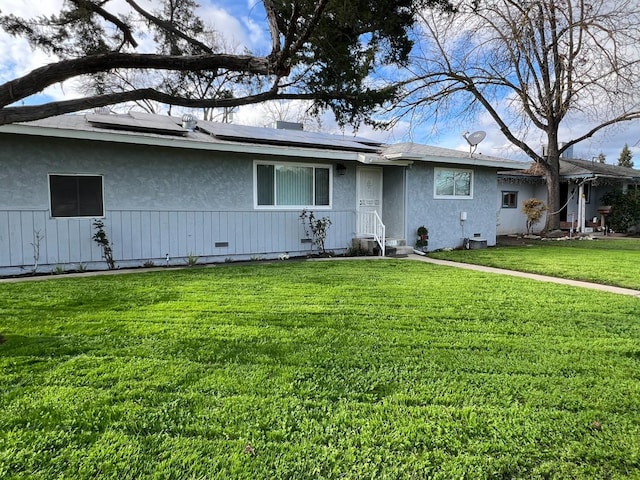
[1,0,639,164]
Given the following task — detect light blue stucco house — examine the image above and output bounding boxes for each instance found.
[0,111,524,275]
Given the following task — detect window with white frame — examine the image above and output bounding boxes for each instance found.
[255,161,331,208]
[49,174,104,218]
[434,168,473,198]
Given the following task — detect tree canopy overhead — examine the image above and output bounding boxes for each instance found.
[0,0,453,126]
[399,0,640,230]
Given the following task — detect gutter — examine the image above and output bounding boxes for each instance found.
[384,152,527,170]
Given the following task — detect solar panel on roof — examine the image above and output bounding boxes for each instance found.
[86,112,188,136]
[196,121,381,152]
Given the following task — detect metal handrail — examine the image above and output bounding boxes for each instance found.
[357,211,385,256]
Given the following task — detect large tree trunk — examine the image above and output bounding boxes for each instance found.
[543,154,561,232]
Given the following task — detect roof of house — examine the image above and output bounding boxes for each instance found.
[0,111,526,169]
[499,158,640,182]
[560,158,640,180]
[0,112,375,161]
[383,142,526,169]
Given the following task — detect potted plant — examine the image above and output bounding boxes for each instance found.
[415,226,429,252]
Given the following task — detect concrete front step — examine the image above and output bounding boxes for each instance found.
[352,237,410,257]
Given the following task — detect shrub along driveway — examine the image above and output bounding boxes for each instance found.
[1,260,639,479]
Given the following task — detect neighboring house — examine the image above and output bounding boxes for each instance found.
[0,112,524,275]
[498,159,640,235]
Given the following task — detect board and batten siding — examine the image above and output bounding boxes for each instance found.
[0,209,356,272]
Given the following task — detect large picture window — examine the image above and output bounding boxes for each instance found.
[434,168,473,198]
[255,162,331,208]
[49,174,104,217]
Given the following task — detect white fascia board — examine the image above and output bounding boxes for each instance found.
[563,173,596,180]
[357,153,412,166]
[385,152,526,170]
[0,123,364,162]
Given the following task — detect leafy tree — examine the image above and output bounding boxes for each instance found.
[618,144,634,168]
[0,0,454,126]
[398,0,640,231]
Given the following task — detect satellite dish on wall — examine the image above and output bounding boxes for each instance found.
[462,130,486,156]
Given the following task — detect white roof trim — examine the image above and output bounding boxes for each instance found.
[357,153,412,166]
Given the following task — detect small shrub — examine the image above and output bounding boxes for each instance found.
[76,263,87,272]
[522,198,547,234]
[415,226,429,251]
[143,260,155,268]
[30,230,44,273]
[53,264,65,275]
[186,252,199,267]
[92,219,115,270]
[224,257,233,263]
[299,209,332,254]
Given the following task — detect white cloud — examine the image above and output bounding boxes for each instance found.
[197,3,269,53]
[0,0,63,16]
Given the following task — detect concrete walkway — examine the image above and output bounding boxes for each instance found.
[407,253,640,297]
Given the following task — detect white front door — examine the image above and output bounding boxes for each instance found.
[356,167,383,234]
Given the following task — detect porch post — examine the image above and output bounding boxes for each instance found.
[578,183,586,233]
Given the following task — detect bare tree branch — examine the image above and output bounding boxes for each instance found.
[262,0,283,56]
[123,0,213,54]
[0,53,272,108]
[0,87,370,124]
[402,0,640,230]
[69,0,138,48]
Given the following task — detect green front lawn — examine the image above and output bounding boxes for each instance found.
[1,261,639,479]
[430,238,640,290]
